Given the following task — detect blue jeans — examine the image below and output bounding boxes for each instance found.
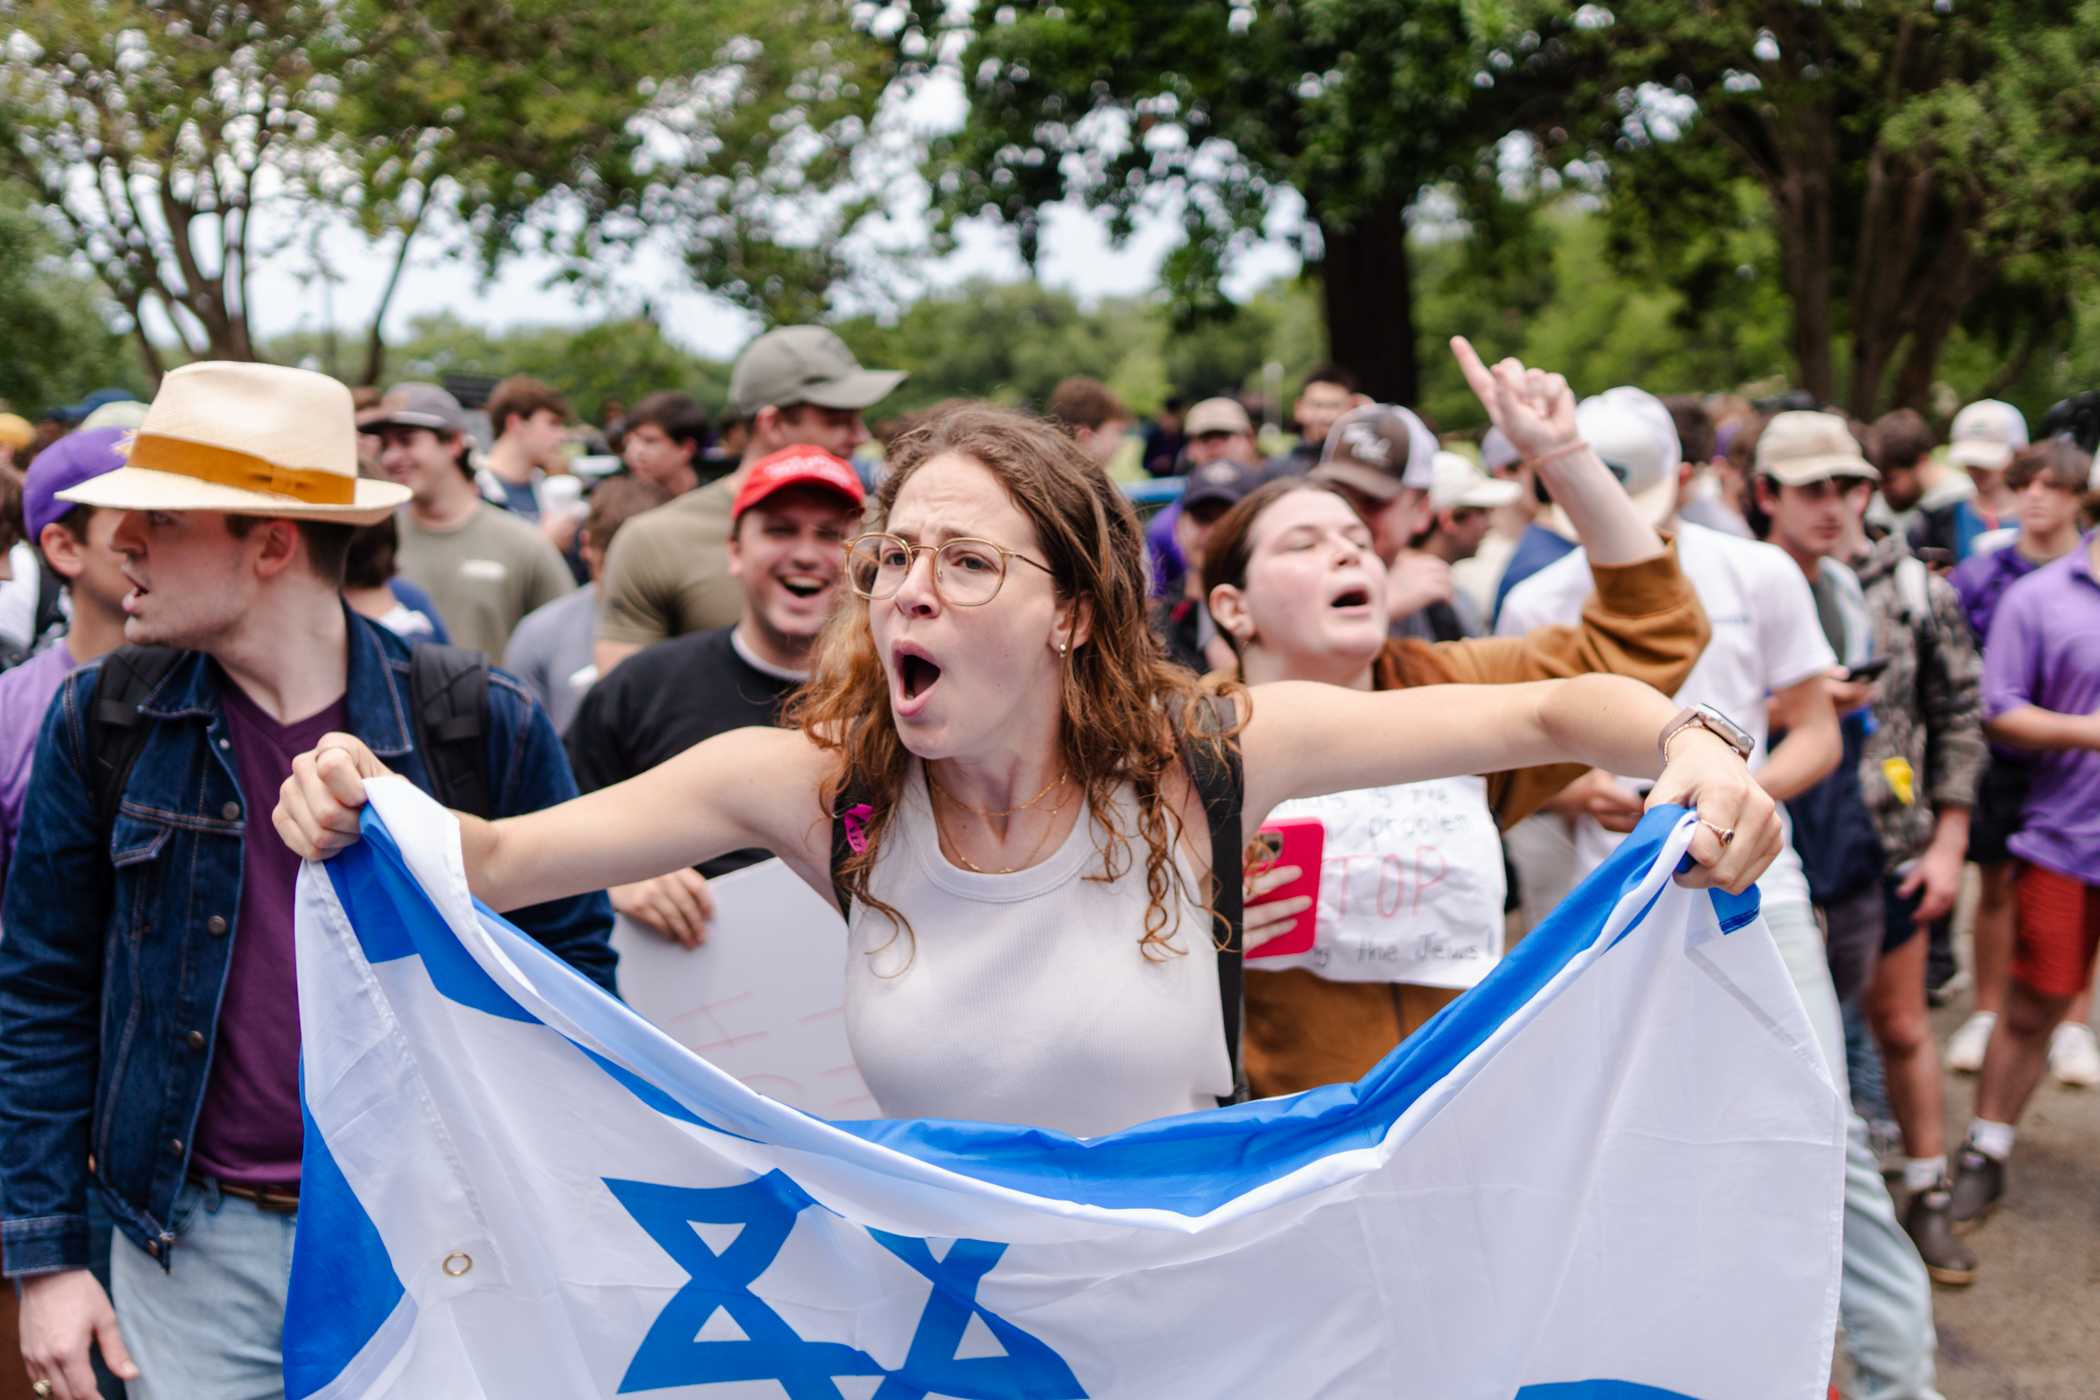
[1845,996,1894,1126]
[108,1181,293,1400]
[1765,900,1942,1400]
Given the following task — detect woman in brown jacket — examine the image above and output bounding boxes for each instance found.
[1202,344,1711,1097]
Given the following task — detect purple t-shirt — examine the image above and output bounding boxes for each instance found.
[1950,539,2042,645]
[188,682,348,1188]
[0,641,78,908]
[1980,534,2100,886]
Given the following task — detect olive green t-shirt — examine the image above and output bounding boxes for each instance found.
[395,503,575,658]
[595,474,744,648]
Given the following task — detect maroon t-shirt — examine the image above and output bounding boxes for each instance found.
[187,682,348,1188]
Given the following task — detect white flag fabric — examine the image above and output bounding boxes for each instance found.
[287,778,1843,1400]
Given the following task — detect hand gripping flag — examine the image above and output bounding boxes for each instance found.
[288,778,1843,1399]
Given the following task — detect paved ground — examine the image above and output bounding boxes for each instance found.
[1924,997,2100,1399]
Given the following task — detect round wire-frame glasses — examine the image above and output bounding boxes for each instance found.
[845,532,1055,607]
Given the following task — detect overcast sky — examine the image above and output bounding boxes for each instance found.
[226,55,1310,364]
[235,195,1306,365]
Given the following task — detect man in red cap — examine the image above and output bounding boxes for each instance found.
[564,445,865,945]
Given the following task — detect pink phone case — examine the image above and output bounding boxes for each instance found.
[1246,817,1324,960]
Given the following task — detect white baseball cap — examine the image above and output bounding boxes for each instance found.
[1947,399,2028,473]
[1429,451,1522,513]
[1541,386,1681,534]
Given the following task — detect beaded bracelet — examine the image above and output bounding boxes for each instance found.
[1524,437,1591,471]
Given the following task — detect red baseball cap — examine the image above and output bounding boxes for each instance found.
[729,445,866,522]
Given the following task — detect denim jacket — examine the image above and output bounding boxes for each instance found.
[0,611,616,1275]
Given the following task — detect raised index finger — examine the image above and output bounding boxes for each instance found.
[1449,336,1496,402]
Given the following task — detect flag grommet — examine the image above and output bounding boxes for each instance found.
[442,1252,473,1278]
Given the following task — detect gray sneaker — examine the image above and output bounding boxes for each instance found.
[1948,1146,2004,1233]
[1903,1186,1977,1286]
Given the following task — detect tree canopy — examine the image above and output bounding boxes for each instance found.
[893,0,1495,406]
[0,0,891,382]
[1513,0,2100,415]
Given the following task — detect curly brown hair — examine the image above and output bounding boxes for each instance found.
[789,404,1240,961]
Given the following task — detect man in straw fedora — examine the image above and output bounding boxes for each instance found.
[0,362,617,1400]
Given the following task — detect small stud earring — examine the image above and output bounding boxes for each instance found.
[1057,639,1068,660]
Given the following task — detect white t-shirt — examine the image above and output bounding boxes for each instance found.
[1499,521,1835,907]
[0,543,40,651]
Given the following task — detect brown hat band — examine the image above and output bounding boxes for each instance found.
[128,433,356,506]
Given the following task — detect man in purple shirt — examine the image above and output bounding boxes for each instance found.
[1941,441,2096,1088]
[0,429,131,906]
[1951,518,2100,1234]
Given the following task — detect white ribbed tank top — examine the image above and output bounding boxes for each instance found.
[844,763,1231,1138]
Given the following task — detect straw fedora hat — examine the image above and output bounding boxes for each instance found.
[56,361,410,526]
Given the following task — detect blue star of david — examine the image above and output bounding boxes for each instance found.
[605,1170,885,1396]
[608,1170,1087,1398]
[866,1231,1085,1399]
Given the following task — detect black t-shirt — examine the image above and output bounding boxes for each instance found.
[565,626,802,879]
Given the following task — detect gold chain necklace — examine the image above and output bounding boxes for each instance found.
[927,772,1073,875]
[925,766,1070,817]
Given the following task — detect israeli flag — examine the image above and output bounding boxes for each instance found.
[289,778,1843,1399]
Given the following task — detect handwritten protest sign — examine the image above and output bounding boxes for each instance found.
[1261,776,1508,987]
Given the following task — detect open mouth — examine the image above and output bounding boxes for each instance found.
[1329,586,1371,610]
[780,574,828,600]
[900,653,943,700]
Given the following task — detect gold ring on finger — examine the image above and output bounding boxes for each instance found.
[1698,817,1736,847]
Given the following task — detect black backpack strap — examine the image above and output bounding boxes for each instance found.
[31,560,65,644]
[88,645,185,835]
[409,643,493,819]
[1177,693,1247,1105]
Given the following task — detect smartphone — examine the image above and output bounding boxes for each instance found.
[1246,818,1323,960]
[1844,655,1894,683]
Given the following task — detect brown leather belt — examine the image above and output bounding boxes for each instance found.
[191,1174,300,1214]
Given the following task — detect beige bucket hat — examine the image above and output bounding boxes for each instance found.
[56,361,410,525]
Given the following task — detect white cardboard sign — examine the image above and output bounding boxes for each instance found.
[609,858,875,1118]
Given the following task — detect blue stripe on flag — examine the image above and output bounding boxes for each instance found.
[284,1087,408,1399]
[1515,1383,1699,1398]
[337,799,1737,1217]
[325,818,535,1022]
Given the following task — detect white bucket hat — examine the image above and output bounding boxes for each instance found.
[56,361,410,525]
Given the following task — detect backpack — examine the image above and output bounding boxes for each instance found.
[1891,554,1935,639]
[827,695,1249,1106]
[86,641,494,837]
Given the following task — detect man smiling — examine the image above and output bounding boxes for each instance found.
[566,446,865,946]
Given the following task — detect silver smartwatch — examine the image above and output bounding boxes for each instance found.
[1658,703,1754,766]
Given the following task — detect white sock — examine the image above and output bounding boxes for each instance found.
[1902,1155,1947,1193]
[1968,1119,2016,1161]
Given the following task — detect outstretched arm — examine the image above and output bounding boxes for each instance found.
[1239,674,1780,892]
[276,725,835,912]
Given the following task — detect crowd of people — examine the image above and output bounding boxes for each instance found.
[0,322,2095,1400]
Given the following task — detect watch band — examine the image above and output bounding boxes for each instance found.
[1658,703,1754,767]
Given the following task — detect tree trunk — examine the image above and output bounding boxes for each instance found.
[1768,167,1835,404]
[1314,200,1417,407]
[358,191,433,387]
